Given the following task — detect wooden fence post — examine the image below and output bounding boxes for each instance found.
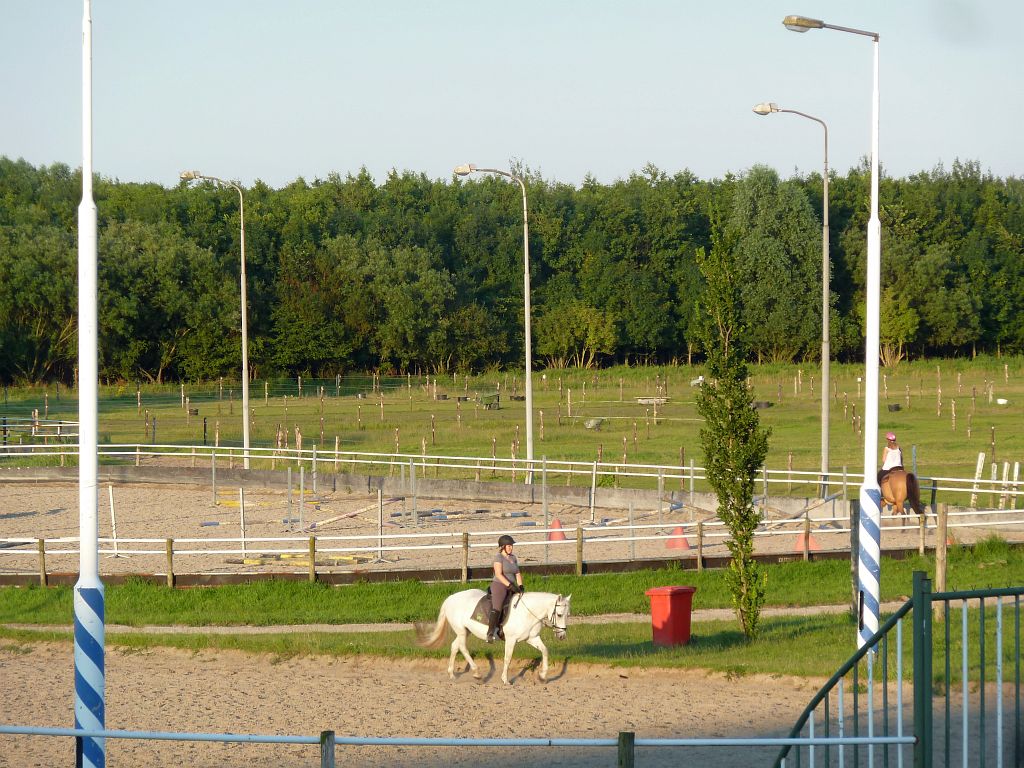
[803,513,811,561]
[320,730,336,768]
[617,731,635,768]
[37,539,47,587]
[575,526,584,576]
[696,521,704,572]
[935,504,948,594]
[309,536,317,583]
[918,512,926,556]
[461,532,469,584]
[165,538,174,588]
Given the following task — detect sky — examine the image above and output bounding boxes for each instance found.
[2,1,1022,189]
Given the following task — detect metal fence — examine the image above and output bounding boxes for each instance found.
[773,572,1023,768]
[0,724,916,768]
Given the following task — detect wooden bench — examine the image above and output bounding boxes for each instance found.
[478,392,500,410]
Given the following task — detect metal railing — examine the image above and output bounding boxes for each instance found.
[0,724,917,767]
[774,572,1023,768]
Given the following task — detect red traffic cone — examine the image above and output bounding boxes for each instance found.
[547,518,567,542]
[793,532,821,553]
[666,526,690,550]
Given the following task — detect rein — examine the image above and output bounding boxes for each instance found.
[515,594,559,627]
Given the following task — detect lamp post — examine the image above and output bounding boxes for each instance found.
[752,102,831,495]
[179,170,251,469]
[75,2,105,766]
[784,14,881,650]
[453,164,534,483]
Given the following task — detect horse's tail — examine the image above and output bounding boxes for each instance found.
[906,472,926,515]
[415,601,450,649]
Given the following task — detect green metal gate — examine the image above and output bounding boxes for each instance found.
[774,571,1022,767]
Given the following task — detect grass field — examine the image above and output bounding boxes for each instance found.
[2,539,1021,679]
[4,358,1024,489]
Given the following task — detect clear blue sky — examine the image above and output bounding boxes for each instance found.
[3,1,1022,188]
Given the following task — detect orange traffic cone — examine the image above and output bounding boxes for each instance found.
[547,518,567,542]
[793,532,821,553]
[666,526,690,550]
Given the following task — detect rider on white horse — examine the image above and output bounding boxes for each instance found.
[488,534,524,643]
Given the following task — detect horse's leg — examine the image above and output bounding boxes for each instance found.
[447,635,459,679]
[525,635,549,682]
[501,639,516,685]
[457,630,480,679]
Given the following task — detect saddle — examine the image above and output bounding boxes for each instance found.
[473,587,514,631]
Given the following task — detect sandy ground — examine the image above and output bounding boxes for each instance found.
[1,640,833,768]
[1,481,1009,579]
[1,482,1017,766]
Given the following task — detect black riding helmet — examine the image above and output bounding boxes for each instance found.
[498,534,515,548]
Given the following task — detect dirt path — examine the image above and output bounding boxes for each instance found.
[1,639,828,768]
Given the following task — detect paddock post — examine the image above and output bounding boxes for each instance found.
[803,513,811,561]
[575,526,584,576]
[461,532,469,583]
[918,512,926,556]
[935,504,948,596]
[690,521,701,571]
[617,731,635,768]
[165,538,175,588]
[37,538,47,587]
[320,730,336,768]
[309,537,316,583]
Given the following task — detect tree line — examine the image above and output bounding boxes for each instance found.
[1,155,1021,385]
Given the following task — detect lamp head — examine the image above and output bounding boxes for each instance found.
[179,170,202,181]
[783,15,824,32]
[453,164,477,177]
[753,102,779,116]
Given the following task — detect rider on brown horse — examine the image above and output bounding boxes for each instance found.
[878,432,925,515]
[877,431,903,485]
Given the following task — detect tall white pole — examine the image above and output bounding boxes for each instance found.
[516,176,534,484]
[858,34,883,650]
[237,186,250,470]
[75,1,105,765]
[820,125,830,494]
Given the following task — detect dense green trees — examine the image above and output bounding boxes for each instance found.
[1,155,1022,384]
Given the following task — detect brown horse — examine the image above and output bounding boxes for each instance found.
[880,468,926,516]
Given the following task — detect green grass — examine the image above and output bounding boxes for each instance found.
[0,606,1016,683]
[2,541,1020,680]
[5,358,1024,500]
[3,539,1021,627]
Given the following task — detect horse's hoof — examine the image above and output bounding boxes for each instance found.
[472,668,482,679]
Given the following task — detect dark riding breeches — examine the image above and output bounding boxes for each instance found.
[490,581,510,612]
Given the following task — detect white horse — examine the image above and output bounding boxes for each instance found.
[417,589,571,685]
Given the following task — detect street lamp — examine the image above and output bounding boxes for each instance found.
[784,14,881,650]
[179,170,251,469]
[454,163,534,482]
[752,102,831,495]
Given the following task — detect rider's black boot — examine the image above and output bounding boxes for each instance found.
[485,608,501,643]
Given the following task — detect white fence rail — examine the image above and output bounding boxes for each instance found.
[2,441,1023,507]
[3,510,1023,579]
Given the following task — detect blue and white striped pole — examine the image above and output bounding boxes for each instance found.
[75,1,105,766]
[858,32,883,651]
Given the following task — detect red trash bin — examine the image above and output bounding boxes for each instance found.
[645,586,697,646]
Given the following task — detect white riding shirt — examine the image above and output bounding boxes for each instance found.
[881,447,903,470]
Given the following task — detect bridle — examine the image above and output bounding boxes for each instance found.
[515,593,569,639]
